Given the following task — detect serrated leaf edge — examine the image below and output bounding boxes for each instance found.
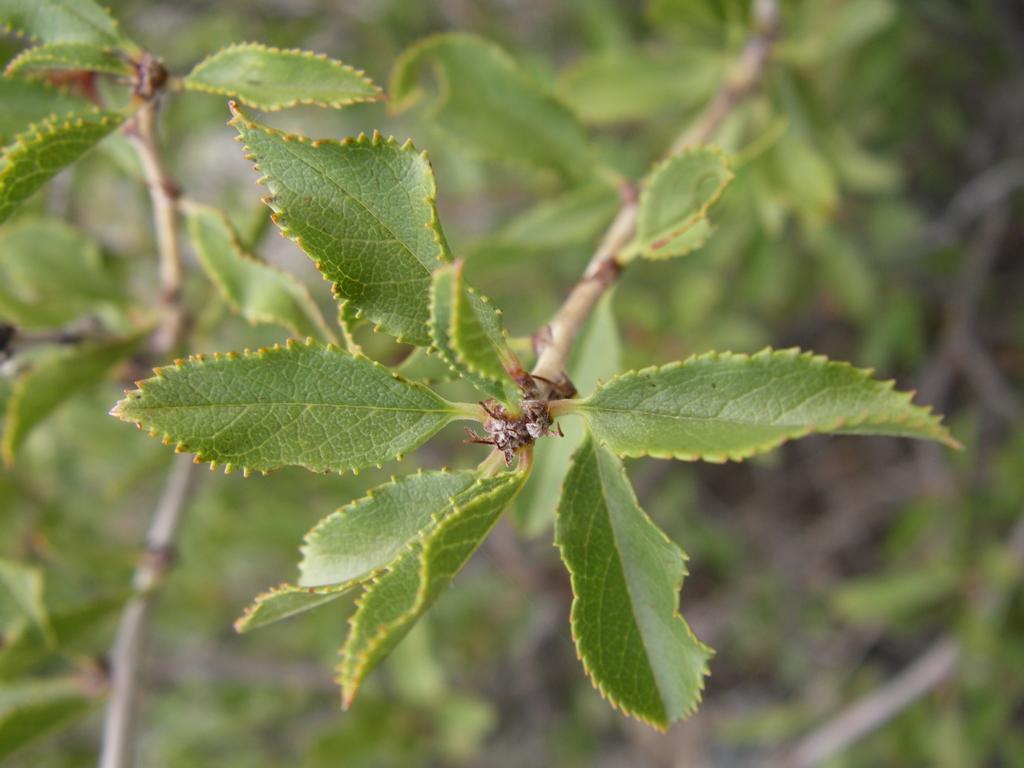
[233,580,354,633]
[336,471,525,707]
[563,347,960,462]
[388,31,594,179]
[227,101,449,346]
[426,264,508,401]
[109,337,467,477]
[4,42,132,76]
[447,261,520,387]
[635,145,734,257]
[0,107,124,175]
[555,438,711,730]
[296,466,471,586]
[184,201,337,344]
[0,2,137,52]
[185,42,382,111]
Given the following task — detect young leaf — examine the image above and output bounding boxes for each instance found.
[0,108,124,225]
[4,41,133,77]
[234,583,352,633]
[628,147,733,260]
[299,469,477,587]
[515,294,621,535]
[229,103,449,345]
[428,265,507,402]
[0,216,122,329]
[184,202,336,344]
[184,42,381,111]
[0,559,53,645]
[0,676,94,760]
[449,263,521,387]
[390,33,595,180]
[236,470,480,632]
[112,340,473,475]
[339,470,527,707]
[487,182,620,253]
[3,332,144,464]
[0,76,88,144]
[0,0,135,50]
[563,348,959,463]
[556,436,710,730]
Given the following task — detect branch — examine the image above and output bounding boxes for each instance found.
[775,516,1024,767]
[101,63,195,768]
[126,98,185,356]
[776,638,960,768]
[529,0,781,396]
[99,454,197,768]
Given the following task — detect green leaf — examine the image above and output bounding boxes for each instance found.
[390,33,595,180]
[0,592,125,678]
[0,676,94,760]
[0,0,135,49]
[336,299,362,354]
[229,103,449,345]
[832,563,960,626]
[112,340,472,475]
[427,265,507,402]
[565,348,959,463]
[628,146,733,260]
[0,559,52,645]
[339,469,527,707]
[428,261,520,401]
[0,108,124,224]
[236,470,480,632]
[515,294,621,536]
[184,202,336,344]
[450,265,520,387]
[767,133,838,221]
[234,582,352,633]
[0,76,88,145]
[0,216,123,328]
[3,332,143,464]
[300,469,477,587]
[4,41,133,76]
[487,182,620,252]
[556,48,722,126]
[184,42,381,111]
[556,436,709,729]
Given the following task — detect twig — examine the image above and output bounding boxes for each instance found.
[101,76,194,768]
[776,638,960,768]
[775,515,1024,767]
[529,0,781,396]
[126,99,185,356]
[99,454,197,768]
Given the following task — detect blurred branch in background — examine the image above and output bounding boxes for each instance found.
[777,517,1024,767]
[100,84,197,768]
[100,454,197,768]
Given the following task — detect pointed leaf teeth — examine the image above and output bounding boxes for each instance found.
[189,43,380,111]
[230,106,443,344]
[114,342,459,474]
[556,438,710,729]
[577,347,955,462]
[337,473,527,708]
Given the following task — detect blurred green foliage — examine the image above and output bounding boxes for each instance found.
[0,0,1022,765]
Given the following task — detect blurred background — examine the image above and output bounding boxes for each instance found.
[1,0,1022,765]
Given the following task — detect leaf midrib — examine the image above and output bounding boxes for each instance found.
[590,442,667,720]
